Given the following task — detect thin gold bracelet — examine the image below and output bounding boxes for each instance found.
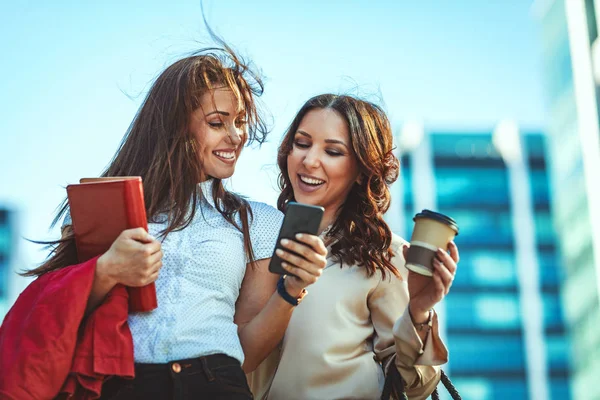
[410,308,433,332]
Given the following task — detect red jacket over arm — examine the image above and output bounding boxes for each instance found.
[0,257,134,400]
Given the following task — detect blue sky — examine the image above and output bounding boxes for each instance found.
[0,0,543,303]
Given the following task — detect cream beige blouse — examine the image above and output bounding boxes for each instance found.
[247,234,448,400]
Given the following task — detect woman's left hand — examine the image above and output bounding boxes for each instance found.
[404,241,460,322]
[276,234,328,297]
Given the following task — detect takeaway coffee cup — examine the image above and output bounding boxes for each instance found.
[405,210,459,276]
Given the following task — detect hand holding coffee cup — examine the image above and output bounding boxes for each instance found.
[405,210,459,276]
[403,210,460,323]
[403,241,460,322]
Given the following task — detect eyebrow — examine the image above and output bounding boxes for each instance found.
[205,111,229,117]
[205,110,246,117]
[296,130,349,149]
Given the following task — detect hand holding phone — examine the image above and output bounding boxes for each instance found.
[268,202,325,276]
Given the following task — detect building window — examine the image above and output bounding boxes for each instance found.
[538,250,563,288]
[435,168,510,208]
[448,335,525,373]
[530,169,551,206]
[469,251,516,286]
[446,294,521,330]
[441,210,513,246]
[0,230,10,254]
[585,0,598,44]
[453,378,527,400]
[546,334,571,371]
[543,294,566,330]
[535,212,557,246]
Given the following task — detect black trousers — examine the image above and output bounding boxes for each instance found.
[100,353,253,400]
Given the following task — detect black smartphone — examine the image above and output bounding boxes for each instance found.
[268,202,324,275]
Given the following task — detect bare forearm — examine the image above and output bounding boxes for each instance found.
[239,291,296,373]
[85,257,117,314]
[235,241,326,373]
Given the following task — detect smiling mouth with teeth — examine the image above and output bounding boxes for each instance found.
[214,151,235,160]
[299,175,325,186]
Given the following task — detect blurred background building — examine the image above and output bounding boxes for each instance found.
[536,0,600,399]
[0,208,14,320]
[387,128,571,400]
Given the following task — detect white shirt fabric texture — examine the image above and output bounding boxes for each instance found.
[63,179,284,364]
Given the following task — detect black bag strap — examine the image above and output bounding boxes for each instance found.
[381,361,408,400]
[381,362,461,400]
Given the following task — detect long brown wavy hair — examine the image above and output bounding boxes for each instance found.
[277,94,400,279]
[25,40,268,277]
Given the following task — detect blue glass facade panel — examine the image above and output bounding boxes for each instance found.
[454,378,528,400]
[404,209,415,240]
[430,133,501,159]
[530,170,552,206]
[535,212,557,246]
[490,380,528,399]
[435,168,510,208]
[448,335,526,373]
[546,335,571,371]
[0,260,6,298]
[543,294,566,331]
[538,251,562,287]
[0,210,10,301]
[525,134,547,158]
[451,250,517,288]
[446,294,521,330]
[441,209,513,246]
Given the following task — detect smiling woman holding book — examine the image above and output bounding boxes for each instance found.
[8,37,328,399]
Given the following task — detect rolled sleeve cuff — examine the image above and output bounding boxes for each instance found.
[393,308,449,367]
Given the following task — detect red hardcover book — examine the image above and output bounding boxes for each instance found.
[66,176,157,312]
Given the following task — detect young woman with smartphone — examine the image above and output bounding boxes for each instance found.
[14,41,328,399]
[248,94,460,400]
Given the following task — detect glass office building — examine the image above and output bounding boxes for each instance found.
[390,130,570,399]
[537,0,600,398]
[0,208,13,321]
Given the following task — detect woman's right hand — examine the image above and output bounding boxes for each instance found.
[276,233,328,297]
[96,227,163,287]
